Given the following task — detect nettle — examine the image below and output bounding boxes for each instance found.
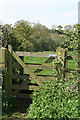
[27,78,79,118]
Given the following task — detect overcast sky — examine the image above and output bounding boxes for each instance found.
[0,0,79,28]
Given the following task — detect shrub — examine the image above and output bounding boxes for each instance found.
[27,79,79,118]
[2,90,17,115]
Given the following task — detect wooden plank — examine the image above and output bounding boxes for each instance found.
[45,58,54,63]
[26,63,53,70]
[37,75,57,81]
[19,56,24,75]
[7,45,12,95]
[12,74,30,94]
[12,85,40,90]
[16,51,57,58]
[12,74,29,80]
[41,63,53,69]
[12,63,53,73]
[12,81,29,94]
[12,93,33,98]
[8,45,44,87]
[34,69,43,73]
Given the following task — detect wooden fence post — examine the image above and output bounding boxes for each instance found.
[7,45,12,95]
[56,47,65,80]
[1,47,6,70]
[1,47,8,91]
[56,47,68,80]
[64,48,68,80]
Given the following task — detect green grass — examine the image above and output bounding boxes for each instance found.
[68,50,78,69]
[24,54,55,84]
[24,50,55,64]
[24,56,48,64]
[67,50,78,80]
[24,56,55,75]
[68,59,78,69]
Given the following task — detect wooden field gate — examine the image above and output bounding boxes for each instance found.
[1,45,68,98]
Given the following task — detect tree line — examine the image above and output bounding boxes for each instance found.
[0,20,79,52]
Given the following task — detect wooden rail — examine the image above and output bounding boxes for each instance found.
[16,51,57,58]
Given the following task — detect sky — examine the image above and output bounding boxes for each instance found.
[0,0,79,28]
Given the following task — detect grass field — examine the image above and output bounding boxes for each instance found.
[24,51,55,76]
[24,57,54,75]
[24,50,78,80]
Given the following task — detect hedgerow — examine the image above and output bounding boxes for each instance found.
[27,78,79,118]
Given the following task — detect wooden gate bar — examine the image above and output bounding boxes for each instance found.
[16,51,57,58]
[8,45,44,87]
[12,85,40,90]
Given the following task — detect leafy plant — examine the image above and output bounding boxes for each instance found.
[2,90,17,115]
[27,78,79,118]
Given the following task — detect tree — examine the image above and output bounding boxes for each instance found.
[2,24,11,47]
[57,25,63,30]
[64,25,73,31]
[32,23,52,51]
[2,24,18,50]
[13,20,34,51]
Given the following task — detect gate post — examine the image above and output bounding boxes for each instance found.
[56,47,65,80]
[1,47,6,70]
[56,47,68,80]
[1,47,8,91]
[64,48,68,80]
[7,45,12,95]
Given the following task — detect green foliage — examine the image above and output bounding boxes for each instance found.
[1,21,65,52]
[61,24,80,51]
[27,79,79,118]
[2,24,18,51]
[50,33,65,51]
[32,23,53,51]
[1,20,34,51]
[2,90,17,115]
[14,20,34,51]
[1,21,79,52]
